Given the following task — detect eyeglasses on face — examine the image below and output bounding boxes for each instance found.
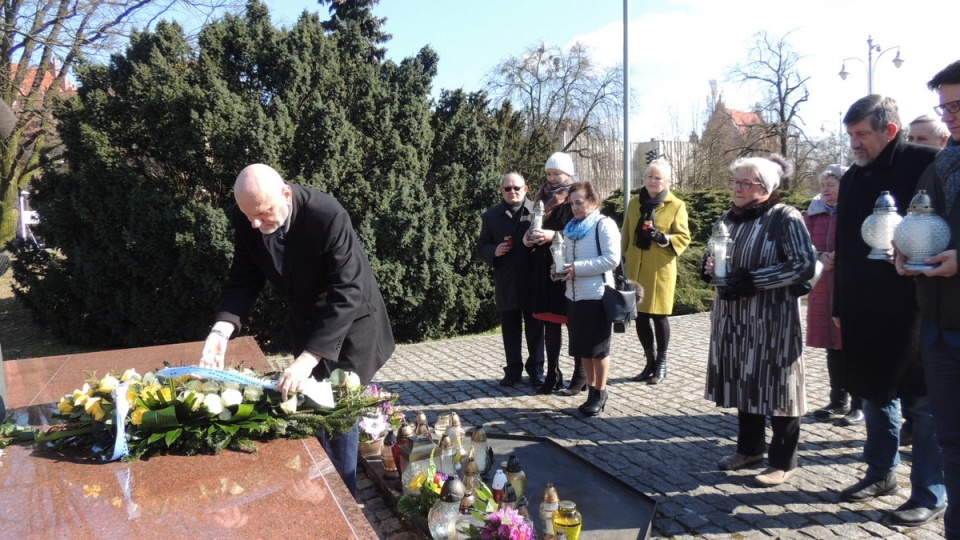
[728,179,763,190]
[934,99,960,116]
[501,186,524,192]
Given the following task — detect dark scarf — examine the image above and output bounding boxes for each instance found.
[536,179,574,217]
[727,192,781,224]
[936,144,960,216]
[634,188,668,250]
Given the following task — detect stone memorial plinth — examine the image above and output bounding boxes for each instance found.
[1,338,377,539]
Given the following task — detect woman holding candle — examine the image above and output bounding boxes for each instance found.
[701,154,817,486]
[557,181,621,416]
[525,152,581,395]
[620,158,691,385]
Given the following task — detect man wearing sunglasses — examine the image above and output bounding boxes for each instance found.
[896,60,960,539]
[833,94,944,527]
[477,173,544,388]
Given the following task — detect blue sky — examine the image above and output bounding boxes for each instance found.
[218,1,952,142]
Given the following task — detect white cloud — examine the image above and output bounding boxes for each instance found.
[569,0,953,141]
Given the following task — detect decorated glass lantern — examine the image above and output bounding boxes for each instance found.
[393,423,415,476]
[550,233,566,275]
[381,429,399,478]
[427,476,465,540]
[894,190,952,270]
[532,200,545,232]
[504,454,528,502]
[469,425,494,477]
[540,483,560,536]
[707,221,734,286]
[444,412,466,452]
[861,191,902,260]
[414,411,432,440]
[400,434,438,495]
[434,412,451,438]
[438,434,458,477]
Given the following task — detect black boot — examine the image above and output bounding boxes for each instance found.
[813,388,850,420]
[647,352,668,385]
[537,358,563,395]
[578,386,598,413]
[582,388,607,417]
[562,357,587,396]
[633,349,656,382]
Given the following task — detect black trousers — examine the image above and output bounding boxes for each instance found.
[737,410,801,471]
[500,308,544,378]
[319,426,359,496]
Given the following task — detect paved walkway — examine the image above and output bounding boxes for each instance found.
[359,306,946,539]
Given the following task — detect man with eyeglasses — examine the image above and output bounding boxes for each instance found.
[895,60,960,539]
[832,94,945,527]
[477,172,544,387]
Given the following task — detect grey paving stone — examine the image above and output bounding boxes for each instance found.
[360,307,947,539]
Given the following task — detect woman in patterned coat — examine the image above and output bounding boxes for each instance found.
[701,154,817,487]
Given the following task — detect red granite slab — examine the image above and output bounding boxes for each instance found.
[0,339,377,539]
[4,337,268,409]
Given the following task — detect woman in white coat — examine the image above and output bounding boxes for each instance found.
[557,181,621,416]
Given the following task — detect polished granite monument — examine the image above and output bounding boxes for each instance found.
[1,338,378,539]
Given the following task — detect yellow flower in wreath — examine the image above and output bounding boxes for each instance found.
[120,368,141,383]
[72,383,92,407]
[97,374,119,394]
[84,397,107,421]
[131,407,146,426]
[57,397,74,414]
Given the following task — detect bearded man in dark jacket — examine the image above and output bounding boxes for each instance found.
[833,95,945,527]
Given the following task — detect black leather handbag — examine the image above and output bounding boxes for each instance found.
[602,262,639,324]
[594,222,639,325]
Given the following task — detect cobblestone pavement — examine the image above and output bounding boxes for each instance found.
[355,306,946,539]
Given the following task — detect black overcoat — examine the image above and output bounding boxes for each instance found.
[833,134,937,400]
[476,199,535,311]
[215,184,395,385]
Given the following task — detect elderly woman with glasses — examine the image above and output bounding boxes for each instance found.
[701,154,817,487]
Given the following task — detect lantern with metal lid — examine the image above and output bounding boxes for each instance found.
[861,190,902,261]
[438,434,458,476]
[894,190,952,271]
[427,477,466,540]
[393,423,415,476]
[540,483,560,536]
[380,429,399,478]
[707,220,734,286]
[469,425,494,476]
[399,433,438,495]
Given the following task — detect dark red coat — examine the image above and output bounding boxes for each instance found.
[803,196,841,350]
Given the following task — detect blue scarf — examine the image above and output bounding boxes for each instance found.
[563,209,602,240]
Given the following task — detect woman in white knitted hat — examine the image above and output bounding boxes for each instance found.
[524,152,583,396]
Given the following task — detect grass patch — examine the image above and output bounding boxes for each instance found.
[0,254,93,360]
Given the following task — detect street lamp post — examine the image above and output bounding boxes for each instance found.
[838,35,904,94]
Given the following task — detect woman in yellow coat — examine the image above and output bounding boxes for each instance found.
[621,158,691,385]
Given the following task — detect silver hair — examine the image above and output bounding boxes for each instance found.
[818,164,848,182]
[729,154,792,194]
[909,114,950,139]
[645,157,673,180]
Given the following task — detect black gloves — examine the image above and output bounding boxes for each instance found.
[639,226,665,242]
[719,268,757,301]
